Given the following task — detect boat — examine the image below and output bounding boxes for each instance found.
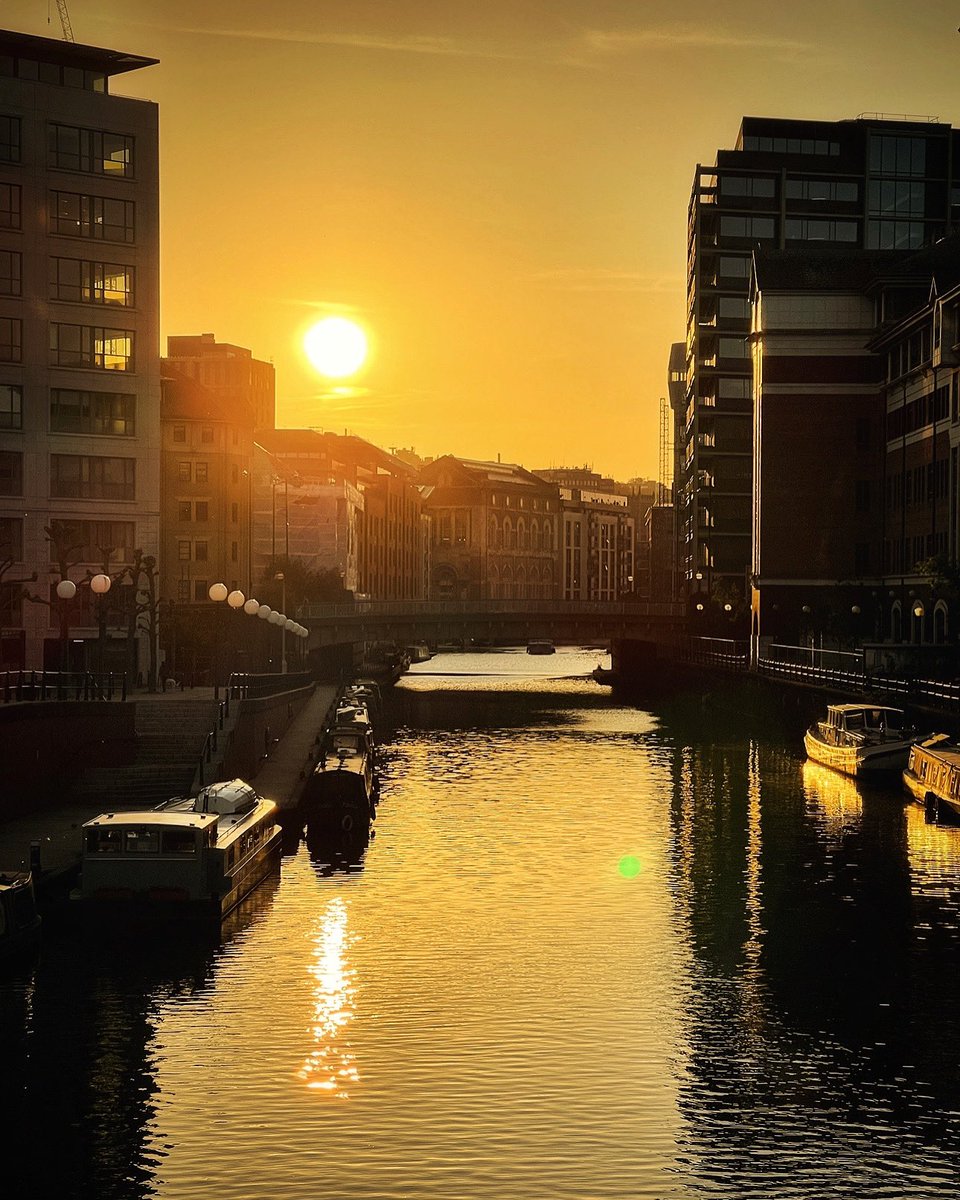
[76,779,282,919]
[0,870,41,963]
[404,643,433,664]
[903,734,960,821]
[803,703,920,778]
[302,725,377,833]
[526,639,555,655]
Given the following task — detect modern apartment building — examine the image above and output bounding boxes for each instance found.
[0,30,159,670]
[681,114,960,600]
[165,332,275,432]
[558,487,634,601]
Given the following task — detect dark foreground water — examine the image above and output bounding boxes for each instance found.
[4,648,960,1198]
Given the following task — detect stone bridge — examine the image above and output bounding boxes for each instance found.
[297,599,686,651]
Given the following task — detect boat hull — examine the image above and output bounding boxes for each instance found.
[804,729,914,778]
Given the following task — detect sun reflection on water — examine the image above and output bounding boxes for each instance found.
[298,896,359,1098]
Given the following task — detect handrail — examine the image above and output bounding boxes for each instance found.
[1,669,127,703]
[297,599,685,620]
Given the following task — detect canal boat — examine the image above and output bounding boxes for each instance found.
[526,639,555,655]
[903,734,960,821]
[302,726,377,833]
[77,779,282,919]
[803,703,920,778]
[404,643,433,664]
[0,870,41,963]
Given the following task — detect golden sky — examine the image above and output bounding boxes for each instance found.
[9,0,960,478]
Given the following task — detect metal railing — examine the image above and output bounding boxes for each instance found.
[297,598,685,620]
[1,669,127,703]
[227,671,314,699]
[196,694,230,789]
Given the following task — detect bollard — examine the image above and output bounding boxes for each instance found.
[29,840,42,874]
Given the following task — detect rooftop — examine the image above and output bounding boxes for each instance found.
[0,28,158,77]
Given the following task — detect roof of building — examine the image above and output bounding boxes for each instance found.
[160,366,253,427]
[0,28,158,76]
[419,455,554,490]
[752,248,903,292]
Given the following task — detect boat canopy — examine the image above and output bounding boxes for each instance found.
[193,779,259,816]
[826,704,906,732]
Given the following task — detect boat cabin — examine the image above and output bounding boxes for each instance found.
[822,704,908,740]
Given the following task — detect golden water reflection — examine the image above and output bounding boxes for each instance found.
[298,895,359,1098]
[801,759,864,837]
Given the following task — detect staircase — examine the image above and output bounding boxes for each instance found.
[68,695,221,809]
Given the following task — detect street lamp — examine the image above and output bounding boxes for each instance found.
[55,578,77,686]
[90,573,111,675]
[275,571,287,674]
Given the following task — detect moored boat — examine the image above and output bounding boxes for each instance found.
[404,643,433,664]
[0,870,41,963]
[526,639,555,655]
[302,726,377,833]
[903,735,960,821]
[803,703,920,778]
[77,779,282,919]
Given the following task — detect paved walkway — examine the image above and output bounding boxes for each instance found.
[0,683,338,879]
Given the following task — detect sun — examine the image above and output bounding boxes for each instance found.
[304,317,368,378]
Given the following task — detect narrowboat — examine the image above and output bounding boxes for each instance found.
[0,870,41,963]
[803,703,919,778]
[526,639,555,655]
[903,735,960,821]
[77,779,282,919]
[302,727,377,834]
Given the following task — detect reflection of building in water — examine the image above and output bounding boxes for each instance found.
[299,896,359,1097]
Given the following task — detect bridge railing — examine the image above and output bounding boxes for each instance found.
[297,599,685,620]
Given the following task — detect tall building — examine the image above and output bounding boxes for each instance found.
[0,31,159,671]
[680,114,960,601]
[165,332,275,431]
[558,487,634,601]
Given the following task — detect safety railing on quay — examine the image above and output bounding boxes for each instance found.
[196,693,230,789]
[297,598,685,620]
[225,670,314,700]
[1,669,127,704]
[681,636,749,671]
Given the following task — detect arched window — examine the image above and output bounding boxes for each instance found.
[542,565,553,598]
[516,565,527,597]
[488,516,499,550]
[542,520,553,552]
[504,516,515,551]
[502,564,514,599]
[934,600,949,644]
[518,518,527,551]
[488,563,500,599]
[891,601,902,644]
[434,566,458,600]
[531,519,540,551]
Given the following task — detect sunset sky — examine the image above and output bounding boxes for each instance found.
[7,1,960,478]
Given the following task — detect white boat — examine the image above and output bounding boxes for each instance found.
[803,703,919,778]
[0,870,41,963]
[77,779,282,918]
[903,735,960,821]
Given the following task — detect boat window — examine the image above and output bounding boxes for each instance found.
[86,828,122,854]
[123,828,160,854]
[845,713,864,731]
[161,829,197,855]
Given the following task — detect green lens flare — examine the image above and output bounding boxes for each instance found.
[618,855,642,879]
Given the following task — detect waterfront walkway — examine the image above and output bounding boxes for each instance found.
[0,683,337,881]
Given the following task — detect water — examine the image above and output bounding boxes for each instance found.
[5,647,960,1197]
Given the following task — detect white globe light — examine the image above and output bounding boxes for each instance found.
[284,619,295,631]
[90,573,111,595]
[227,590,245,609]
[208,583,228,603]
[257,605,272,620]
[243,598,259,615]
[56,579,77,600]
[269,612,282,625]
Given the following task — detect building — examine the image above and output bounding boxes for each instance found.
[418,456,560,600]
[158,364,255,607]
[165,332,275,432]
[680,114,960,602]
[0,30,159,671]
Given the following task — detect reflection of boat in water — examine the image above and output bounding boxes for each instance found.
[77,779,282,919]
[0,870,41,964]
[526,639,555,655]
[801,759,865,836]
[803,703,920,778]
[903,735,960,823]
[306,823,372,876]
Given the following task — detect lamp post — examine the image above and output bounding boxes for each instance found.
[55,578,76,690]
[275,571,287,673]
[90,572,111,675]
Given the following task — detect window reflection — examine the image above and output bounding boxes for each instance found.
[298,896,359,1097]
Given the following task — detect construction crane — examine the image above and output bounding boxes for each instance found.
[49,0,76,43]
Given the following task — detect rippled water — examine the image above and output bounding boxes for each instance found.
[5,648,960,1198]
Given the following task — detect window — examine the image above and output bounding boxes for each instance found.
[173,425,186,443]
[0,250,21,295]
[0,115,20,162]
[866,219,926,250]
[178,539,191,561]
[868,179,926,218]
[0,183,20,229]
[719,215,775,239]
[785,218,858,242]
[193,580,208,602]
[176,579,190,603]
[161,829,196,855]
[195,462,208,484]
[742,135,840,156]
[0,516,22,560]
[178,462,191,482]
[718,377,751,398]
[0,450,23,495]
[195,541,208,562]
[720,175,775,198]
[231,502,239,523]
[49,124,134,177]
[231,464,239,484]
[784,179,858,202]
[0,384,22,429]
[0,317,21,362]
[201,426,213,443]
[178,501,191,521]
[50,323,134,371]
[50,454,135,500]
[49,257,135,306]
[50,389,135,435]
[231,540,238,562]
[195,501,208,522]
[719,336,749,358]
[718,256,751,277]
[48,518,135,561]
[123,828,159,854]
[869,134,926,177]
[855,480,871,512]
[50,191,135,243]
[718,297,750,319]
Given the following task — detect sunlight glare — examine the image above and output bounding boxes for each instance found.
[304,316,368,378]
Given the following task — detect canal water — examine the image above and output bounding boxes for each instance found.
[4,648,960,1198]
